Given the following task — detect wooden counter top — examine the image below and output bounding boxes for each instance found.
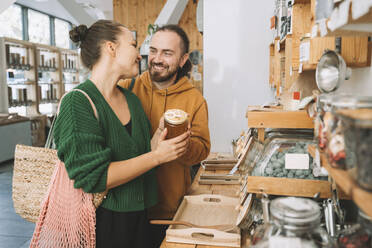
[160,166,249,248]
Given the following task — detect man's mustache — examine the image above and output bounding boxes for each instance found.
[150,62,168,68]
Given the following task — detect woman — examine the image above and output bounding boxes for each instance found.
[53,20,189,247]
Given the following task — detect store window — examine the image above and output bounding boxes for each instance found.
[28,9,50,45]
[55,18,70,49]
[0,4,23,40]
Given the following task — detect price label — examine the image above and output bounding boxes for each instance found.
[298,63,303,73]
[311,25,318,38]
[285,153,309,170]
[319,19,328,36]
[300,41,310,62]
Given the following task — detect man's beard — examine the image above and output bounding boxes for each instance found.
[149,62,178,83]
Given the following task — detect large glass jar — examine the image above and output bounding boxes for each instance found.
[251,197,334,248]
[239,135,264,175]
[337,209,372,248]
[315,94,372,169]
[337,108,372,191]
[252,136,325,180]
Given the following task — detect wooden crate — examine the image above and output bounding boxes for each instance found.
[245,176,333,198]
[166,194,241,247]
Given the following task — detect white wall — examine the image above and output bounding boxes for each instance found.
[204,0,275,153]
[336,65,372,95]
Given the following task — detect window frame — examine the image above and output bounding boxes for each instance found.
[7,3,74,49]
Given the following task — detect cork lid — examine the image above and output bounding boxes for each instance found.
[164,109,188,125]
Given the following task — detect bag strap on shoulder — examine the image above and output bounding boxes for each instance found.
[45,89,98,148]
[57,89,98,119]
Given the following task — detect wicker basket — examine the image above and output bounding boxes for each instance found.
[13,144,107,222]
[12,144,58,222]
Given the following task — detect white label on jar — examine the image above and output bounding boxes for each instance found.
[285,153,309,170]
[300,41,310,62]
[320,19,328,36]
[269,236,301,248]
[311,25,318,38]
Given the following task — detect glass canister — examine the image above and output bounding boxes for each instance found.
[337,108,372,191]
[252,136,324,180]
[163,109,188,139]
[239,136,263,175]
[315,93,335,152]
[337,209,372,248]
[251,197,334,247]
[316,94,372,169]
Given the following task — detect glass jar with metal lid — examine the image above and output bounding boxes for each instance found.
[251,197,334,248]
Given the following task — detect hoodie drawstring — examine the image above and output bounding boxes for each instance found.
[164,89,167,113]
[149,85,153,125]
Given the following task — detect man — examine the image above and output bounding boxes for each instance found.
[119,24,210,245]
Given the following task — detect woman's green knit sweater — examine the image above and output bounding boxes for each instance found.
[53,80,158,212]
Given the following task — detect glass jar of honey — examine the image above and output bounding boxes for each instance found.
[164,109,188,139]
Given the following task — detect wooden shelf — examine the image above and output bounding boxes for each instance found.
[314,0,372,37]
[246,108,314,129]
[246,176,335,199]
[308,145,372,219]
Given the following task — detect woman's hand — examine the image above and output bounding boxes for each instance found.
[153,127,190,165]
[151,116,165,151]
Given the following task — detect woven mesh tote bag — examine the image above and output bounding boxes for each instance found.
[12,89,107,223]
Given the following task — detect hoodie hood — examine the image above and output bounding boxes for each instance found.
[140,71,194,95]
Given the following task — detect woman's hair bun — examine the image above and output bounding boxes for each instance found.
[69,25,88,43]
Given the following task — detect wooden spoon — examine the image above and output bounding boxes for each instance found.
[150,220,236,232]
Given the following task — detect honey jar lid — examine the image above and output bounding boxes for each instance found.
[164,109,188,125]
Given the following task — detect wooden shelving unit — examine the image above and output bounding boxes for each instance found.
[269,0,371,97]
[0,37,81,146]
[246,106,314,142]
[246,109,314,129]
[308,145,372,219]
[242,106,339,200]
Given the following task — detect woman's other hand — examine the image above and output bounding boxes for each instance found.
[154,128,190,164]
[151,116,165,151]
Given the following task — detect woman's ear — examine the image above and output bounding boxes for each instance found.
[105,41,116,57]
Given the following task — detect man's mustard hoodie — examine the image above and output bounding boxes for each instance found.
[119,71,211,219]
